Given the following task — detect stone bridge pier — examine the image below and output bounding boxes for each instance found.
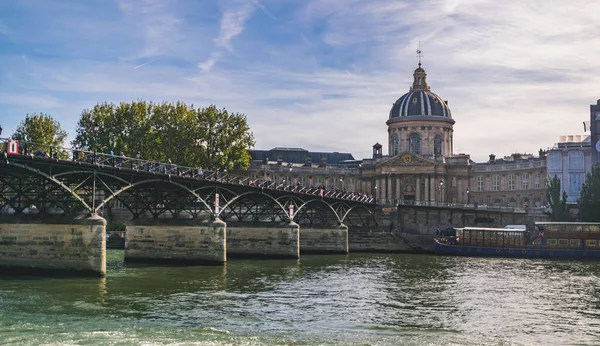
[0,215,107,276]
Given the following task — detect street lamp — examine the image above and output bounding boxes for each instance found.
[288,166,293,191]
[92,121,99,163]
[0,125,3,136]
[339,176,343,190]
[466,187,470,205]
[438,180,444,204]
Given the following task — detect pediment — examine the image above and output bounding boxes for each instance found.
[378,152,436,167]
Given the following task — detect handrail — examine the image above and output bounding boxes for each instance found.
[0,137,376,204]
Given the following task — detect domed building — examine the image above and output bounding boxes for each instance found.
[244,61,548,215]
[387,63,454,160]
[358,63,471,205]
[355,62,548,212]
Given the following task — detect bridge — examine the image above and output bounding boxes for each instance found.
[0,139,379,276]
[0,139,376,225]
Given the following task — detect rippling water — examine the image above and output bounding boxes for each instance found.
[1,250,600,345]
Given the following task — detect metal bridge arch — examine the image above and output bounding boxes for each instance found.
[8,162,92,212]
[330,201,374,224]
[216,189,289,220]
[293,198,343,224]
[96,178,213,215]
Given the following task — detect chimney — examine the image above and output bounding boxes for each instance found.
[276,155,283,166]
[538,149,546,158]
[512,153,522,161]
[489,154,496,163]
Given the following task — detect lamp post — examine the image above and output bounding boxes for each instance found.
[438,180,444,205]
[339,176,343,190]
[92,121,99,163]
[0,125,3,136]
[289,166,293,191]
[466,187,470,206]
[374,184,378,203]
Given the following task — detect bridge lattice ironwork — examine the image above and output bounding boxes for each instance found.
[0,140,377,227]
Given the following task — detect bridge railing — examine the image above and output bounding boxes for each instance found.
[1,138,376,204]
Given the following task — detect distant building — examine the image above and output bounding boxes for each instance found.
[245,62,551,210]
[591,99,600,167]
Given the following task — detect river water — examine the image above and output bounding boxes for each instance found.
[1,250,600,345]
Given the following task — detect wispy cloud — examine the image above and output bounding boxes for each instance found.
[199,0,257,71]
[2,0,600,162]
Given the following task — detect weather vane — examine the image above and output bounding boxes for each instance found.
[416,41,423,66]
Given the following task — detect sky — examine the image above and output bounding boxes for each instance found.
[1,0,599,162]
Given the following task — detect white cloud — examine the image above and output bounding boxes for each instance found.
[199,0,257,71]
[3,0,600,163]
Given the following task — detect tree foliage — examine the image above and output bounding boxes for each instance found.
[578,165,600,222]
[546,174,569,221]
[12,113,68,156]
[72,101,255,171]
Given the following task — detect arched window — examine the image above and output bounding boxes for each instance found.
[392,136,399,155]
[434,134,442,157]
[409,133,421,154]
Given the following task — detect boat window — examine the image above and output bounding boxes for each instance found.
[586,240,597,247]
[547,239,557,247]
[570,239,581,247]
[558,239,569,247]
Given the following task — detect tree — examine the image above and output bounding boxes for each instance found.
[546,174,569,221]
[188,105,255,171]
[578,165,600,222]
[72,101,255,171]
[12,113,68,157]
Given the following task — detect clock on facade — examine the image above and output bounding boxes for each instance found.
[403,154,412,164]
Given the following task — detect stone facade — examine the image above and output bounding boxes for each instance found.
[226,223,300,258]
[0,215,106,276]
[125,221,226,264]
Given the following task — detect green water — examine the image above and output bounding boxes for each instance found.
[1,250,600,345]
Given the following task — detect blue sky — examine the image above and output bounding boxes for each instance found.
[1,0,599,162]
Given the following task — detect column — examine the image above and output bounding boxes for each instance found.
[424,175,430,203]
[396,176,401,203]
[385,174,393,204]
[430,177,436,202]
[416,176,421,202]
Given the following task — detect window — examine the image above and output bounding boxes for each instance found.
[452,177,457,187]
[522,173,529,190]
[392,136,399,155]
[409,133,421,154]
[508,174,515,190]
[547,152,561,170]
[569,151,584,169]
[508,198,517,207]
[434,134,442,157]
[492,175,500,191]
[476,176,484,191]
[534,173,541,189]
[570,173,584,193]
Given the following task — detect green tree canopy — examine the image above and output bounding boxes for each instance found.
[72,101,255,171]
[12,113,68,156]
[546,174,569,221]
[578,165,600,222]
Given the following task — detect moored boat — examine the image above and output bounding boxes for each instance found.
[434,222,600,259]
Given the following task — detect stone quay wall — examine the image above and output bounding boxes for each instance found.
[0,215,106,276]
[125,220,226,264]
[300,225,348,254]
[226,222,300,258]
